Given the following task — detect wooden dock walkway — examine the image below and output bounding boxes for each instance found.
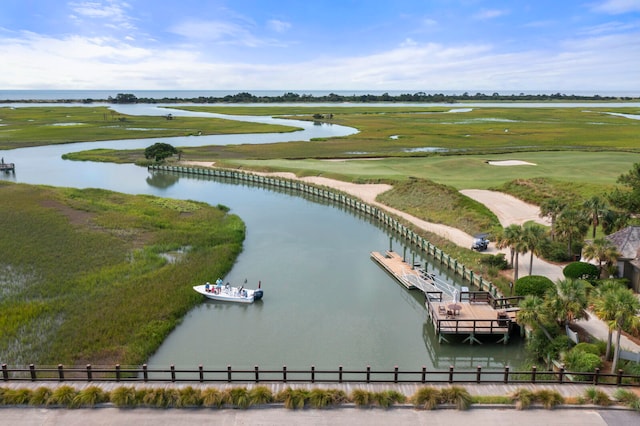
[370,250,437,292]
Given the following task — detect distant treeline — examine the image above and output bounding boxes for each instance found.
[3,91,637,104]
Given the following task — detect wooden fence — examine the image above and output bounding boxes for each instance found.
[2,364,638,387]
[148,165,499,296]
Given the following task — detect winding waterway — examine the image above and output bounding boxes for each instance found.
[0,104,527,371]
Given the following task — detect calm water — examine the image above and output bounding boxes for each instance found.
[0,104,526,370]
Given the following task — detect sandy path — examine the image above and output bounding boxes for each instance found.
[460,189,551,227]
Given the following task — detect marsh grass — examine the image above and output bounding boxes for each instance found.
[377,178,500,236]
[0,182,244,366]
[0,106,300,150]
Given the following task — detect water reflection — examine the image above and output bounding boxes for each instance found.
[146,170,180,189]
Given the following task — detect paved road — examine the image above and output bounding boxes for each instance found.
[1,406,638,426]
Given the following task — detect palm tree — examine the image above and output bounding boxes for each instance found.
[546,278,588,326]
[601,209,630,235]
[593,284,640,371]
[592,280,626,360]
[522,222,548,275]
[555,208,589,258]
[539,198,566,241]
[517,295,554,342]
[583,196,608,239]
[496,224,521,268]
[582,238,620,278]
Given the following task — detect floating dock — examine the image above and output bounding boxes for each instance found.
[370,250,438,293]
[0,163,15,173]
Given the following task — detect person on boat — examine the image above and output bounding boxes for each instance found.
[205,282,211,292]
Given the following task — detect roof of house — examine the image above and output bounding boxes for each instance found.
[605,226,640,260]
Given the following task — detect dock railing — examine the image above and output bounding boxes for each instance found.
[2,363,638,387]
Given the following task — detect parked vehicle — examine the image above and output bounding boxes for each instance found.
[471,234,489,251]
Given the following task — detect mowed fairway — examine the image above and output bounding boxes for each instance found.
[224,151,635,193]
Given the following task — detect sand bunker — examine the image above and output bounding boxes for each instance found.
[487,160,536,166]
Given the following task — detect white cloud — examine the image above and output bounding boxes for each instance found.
[68,0,135,29]
[473,9,509,20]
[267,19,291,33]
[590,0,640,14]
[0,25,638,92]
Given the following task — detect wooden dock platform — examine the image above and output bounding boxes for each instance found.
[371,248,522,344]
[370,250,436,292]
[426,296,519,344]
[0,162,15,173]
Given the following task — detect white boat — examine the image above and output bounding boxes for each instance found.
[193,279,264,304]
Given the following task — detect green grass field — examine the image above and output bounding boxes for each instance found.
[0,181,245,366]
[0,106,300,149]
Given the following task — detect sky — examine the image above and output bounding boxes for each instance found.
[1,0,639,93]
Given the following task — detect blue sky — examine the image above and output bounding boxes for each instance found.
[1,0,639,93]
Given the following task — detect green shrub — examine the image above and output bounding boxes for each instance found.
[49,385,79,407]
[350,389,371,407]
[535,389,564,409]
[142,388,172,408]
[573,342,602,356]
[248,386,273,405]
[227,387,250,409]
[439,386,472,410]
[614,389,640,411]
[563,262,599,281]
[201,388,226,408]
[276,387,308,410]
[585,386,612,406]
[308,388,345,409]
[4,388,33,405]
[110,386,139,407]
[30,387,53,406]
[511,388,535,410]
[177,386,202,408]
[515,275,555,297]
[411,387,440,410]
[563,350,602,379]
[74,385,109,407]
[539,240,572,262]
[479,253,508,269]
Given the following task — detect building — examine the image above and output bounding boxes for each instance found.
[605,226,640,293]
